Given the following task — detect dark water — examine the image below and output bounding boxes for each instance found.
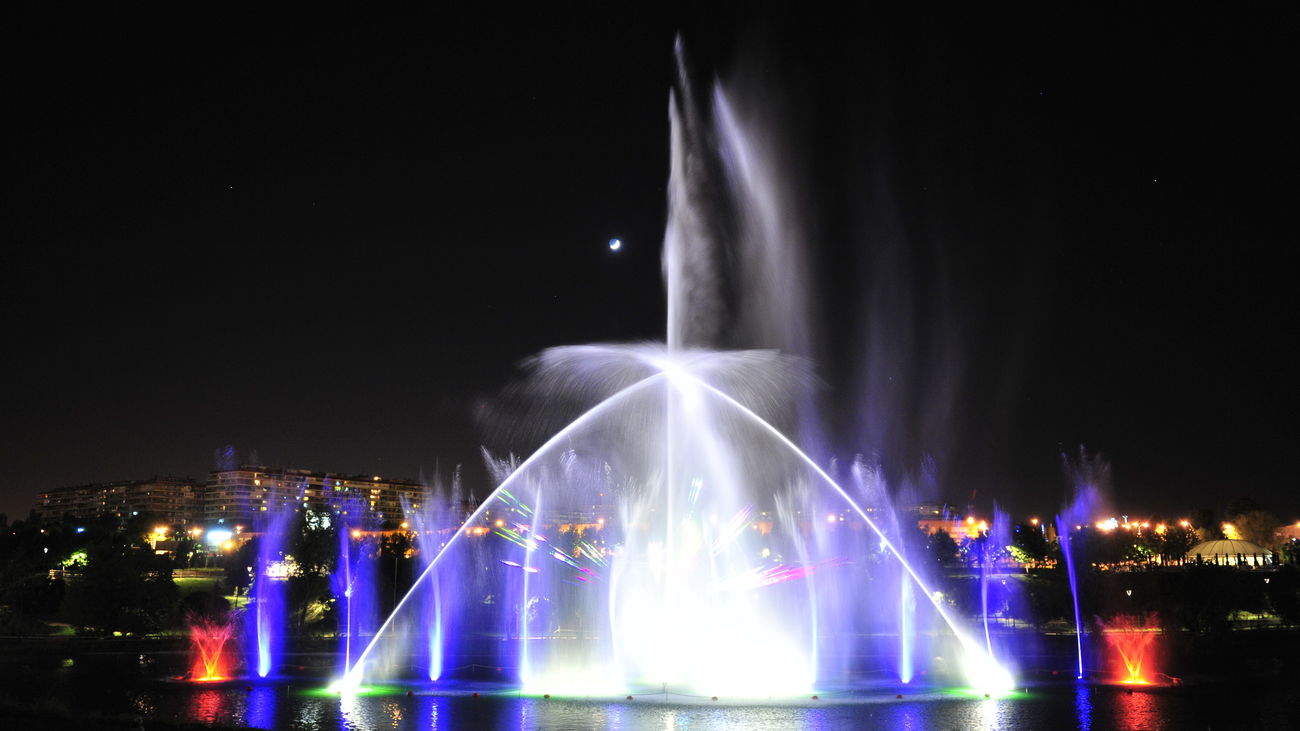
[112,682,1300,730]
[2,642,1296,730]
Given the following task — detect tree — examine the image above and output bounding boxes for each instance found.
[1011,523,1051,565]
[1192,508,1224,541]
[1228,509,1281,550]
[925,529,959,568]
[223,538,256,592]
[1159,525,1198,564]
[61,538,178,635]
[284,509,337,633]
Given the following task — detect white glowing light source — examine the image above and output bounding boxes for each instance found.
[609,238,622,251]
[328,669,364,694]
[206,529,233,546]
[961,648,1016,696]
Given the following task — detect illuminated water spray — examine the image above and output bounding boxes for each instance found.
[330,41,1015,697]
[1101,614,1161,685]
[189,616,236,682]
[247,486,298,678]
[1056,515,1086,680]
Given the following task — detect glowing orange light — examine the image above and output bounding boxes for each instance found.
[1102,615,1161,685]
[400,522,409,530]
[222,540,234,551]
[1030,518,1040,526]
[966,516,975,525]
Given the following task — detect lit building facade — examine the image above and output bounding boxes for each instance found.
[202,465,428,526]
[34,477,201,524]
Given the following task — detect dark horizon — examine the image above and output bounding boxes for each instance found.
[4,7,1296,524]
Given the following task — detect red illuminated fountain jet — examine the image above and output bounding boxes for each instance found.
[1100,614,1161,685]
[189,615,236,682]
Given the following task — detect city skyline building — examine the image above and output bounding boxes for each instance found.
[34,476,201,524]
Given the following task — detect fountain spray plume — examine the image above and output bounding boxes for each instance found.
[331,39,1014,698]
[664,36,811,357]
[398,466,464,682]
[189,612,236,682]
[245,476,302,678]
[1055,447,1113,680]
[333,490,380,683]
[1099,614,1162,685]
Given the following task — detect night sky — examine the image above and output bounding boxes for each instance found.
[4,7,1296,522]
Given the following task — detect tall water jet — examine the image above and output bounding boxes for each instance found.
[1055,514,1085,680]
[246,481,299,678]
[1058,448,1112,680]
[333,492,379,683]
[402,469,464,683]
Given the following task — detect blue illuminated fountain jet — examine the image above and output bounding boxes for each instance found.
[331,44,1014,698]
[245,480,301,678]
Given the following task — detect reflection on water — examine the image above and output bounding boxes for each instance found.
[192,689,226,724]
[1113,688,1161,731]
[895,703,923,731]
[131,693,157,719]
[415,694,443,729]
[245,686,277,730]
[295,693,331,730]
[974,697,1003,730]
[382,699,405,727]
[1074,683,1093,731]
[339,691,369,730]
[70,682,1297,731]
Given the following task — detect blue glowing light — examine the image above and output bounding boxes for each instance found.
[609,238,622,251]
[206,529,233,546]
